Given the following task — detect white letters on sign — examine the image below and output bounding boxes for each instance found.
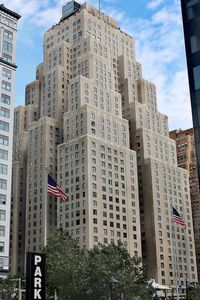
[34,266,42,277]
[34,288,41,299]
[34,255,43,299]
[35,255,42,265]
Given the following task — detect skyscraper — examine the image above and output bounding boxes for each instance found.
[10,1,197,295]
[180,0,200,181]
[0,5,20,277]
[170,128,200,282]
[11,0,141,274]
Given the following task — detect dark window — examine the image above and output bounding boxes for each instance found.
[193,65,200,89]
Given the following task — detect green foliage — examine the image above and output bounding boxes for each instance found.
[0,277,16,300]
[45,229,152,300]
[188,286,200,300]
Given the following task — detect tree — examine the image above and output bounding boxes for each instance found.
[45,229,152,300]
[188,286,200,300]
[44,228,83,299]
[0,277,16,300]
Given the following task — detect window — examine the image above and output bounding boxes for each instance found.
[3,41,12,52]
[190,34,200,53]
[193,65,200,90]
[187,0,199,8]
[187,3,200,19]
[0,107,10,118]
[2,81,11,92]
[2,54,12,63]
[2,68,11,79]
[0,210,6,221]
[0,179,7,190]
[5,18,13,27]
[0,242,4,253]
[94,236,98,242]
[0,135,8,145]
[4,30,13,40]
[0,149,8,160]
[1,94,10,105]
[0,194,6,205]
[0,121,9,132]
[0,164,8,175]
[0,226,5,237]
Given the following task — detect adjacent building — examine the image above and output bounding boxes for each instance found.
[181,0,200,182]
[0,5,20,277]
[170,128,200,282]
[10,1,198,295]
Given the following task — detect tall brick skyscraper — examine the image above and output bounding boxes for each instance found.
[10,1,197,296]
[170,128,200,282]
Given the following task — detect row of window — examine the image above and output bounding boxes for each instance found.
[0,120,9,132]
[2,16,16,28]
[0,210,5,220]
[1,93,10,105]
[2,80,11,92]
[0,135,9,145]
[2,53,12,63]
[4,29,13,40]
[0,241,4,253]
[0,179,7,190]
[2,67,11,79]
[0,107,10,118]
[0,164,7,175]
[3,40,12,53]
[0,194,6,205]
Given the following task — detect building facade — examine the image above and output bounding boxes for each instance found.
[0,5,20,277]
[10,1,197,295]
[170,128,200,282]
[181,0,200,182]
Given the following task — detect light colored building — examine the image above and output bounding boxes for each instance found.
[0,4,20,277]
[10,2,197,296]
[10,105,37,275]
[121,77,198,293]
[170,128,200,283]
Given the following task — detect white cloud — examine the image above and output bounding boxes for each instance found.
[103,7,125,23]
[147,0,165,10]
[113,1,191,130]
[4,0,98,29]
[31,7,61,28]
[163,71,192,130]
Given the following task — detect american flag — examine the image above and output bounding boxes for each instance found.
[48,174,68,202]
[171,206,186,228]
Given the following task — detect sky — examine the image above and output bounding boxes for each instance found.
[7,0,192,130]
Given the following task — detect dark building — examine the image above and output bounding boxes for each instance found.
[181,0,200,182]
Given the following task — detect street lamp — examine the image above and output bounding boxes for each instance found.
[107,276,119,300]
[10,278,26,300]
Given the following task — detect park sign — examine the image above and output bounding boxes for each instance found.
[26,252,45,300]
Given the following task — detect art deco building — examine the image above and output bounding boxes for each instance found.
[170,128,200,282]
[10,0,141,274]
[10,1,197,295]
[121,80,197,293]
[0,5,20,277]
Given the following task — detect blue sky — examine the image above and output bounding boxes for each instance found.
[7,0,192,130]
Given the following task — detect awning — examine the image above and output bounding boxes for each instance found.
[152,282,171,290]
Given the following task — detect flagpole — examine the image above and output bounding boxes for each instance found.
[184,218,189,297]
[171,205,179,300]
[44,166,48,247]
[174,223,179,300]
